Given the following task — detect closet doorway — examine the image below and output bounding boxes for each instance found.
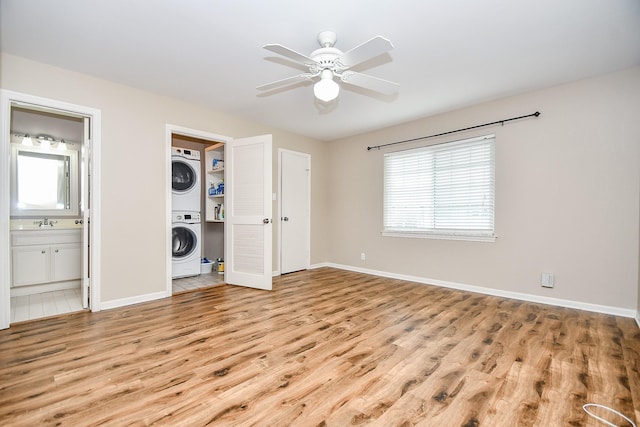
[169,132,226,294]
[165,125,273,294]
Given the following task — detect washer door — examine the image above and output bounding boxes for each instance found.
[172,159,196,193]
[172,226,197,259]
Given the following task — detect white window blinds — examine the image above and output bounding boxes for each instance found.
[383,134,495,241]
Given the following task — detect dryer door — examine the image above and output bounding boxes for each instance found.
[172,159,197,193]
[172,226,197,259]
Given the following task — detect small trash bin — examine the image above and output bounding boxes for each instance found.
[200,259,213,275]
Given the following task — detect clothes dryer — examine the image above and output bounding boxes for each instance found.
[171,146,201,212]
[171,211,201,278]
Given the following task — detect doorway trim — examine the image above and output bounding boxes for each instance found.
[0,89,102,329]
[165,124,231,296]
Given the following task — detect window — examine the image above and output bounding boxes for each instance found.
[383,134,495,241]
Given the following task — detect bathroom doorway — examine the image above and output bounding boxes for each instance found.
[0,90,102,329]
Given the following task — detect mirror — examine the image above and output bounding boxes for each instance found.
[10,143,79,216]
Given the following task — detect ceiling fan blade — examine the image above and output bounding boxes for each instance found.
[338,36,394,68]
[263,44,317,67]
[340,71,399,95]
[256,73,315,91]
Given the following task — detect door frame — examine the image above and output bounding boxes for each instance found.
[278,148,311,275]
[0,90,102,329]
[164,124,231,295]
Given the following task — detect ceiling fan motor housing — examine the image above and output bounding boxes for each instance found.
[310,47,344,74]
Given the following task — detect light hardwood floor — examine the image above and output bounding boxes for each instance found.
[0,268,638,426]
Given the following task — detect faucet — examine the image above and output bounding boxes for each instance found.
[34,217,57,227]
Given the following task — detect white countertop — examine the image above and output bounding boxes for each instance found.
[10,218,82,231]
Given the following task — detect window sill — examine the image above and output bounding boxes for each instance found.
[381,230,497,243]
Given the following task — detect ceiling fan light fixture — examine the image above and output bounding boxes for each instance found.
[314,69,340,102]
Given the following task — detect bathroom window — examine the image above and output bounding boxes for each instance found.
[10,144,79,216]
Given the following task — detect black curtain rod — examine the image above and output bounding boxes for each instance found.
[367,111,541,151]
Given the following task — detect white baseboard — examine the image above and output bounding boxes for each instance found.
[100,290,168,311]
[310,263,637,319]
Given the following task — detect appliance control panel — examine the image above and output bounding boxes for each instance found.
[171,146,201,160]
[173,212,201,223]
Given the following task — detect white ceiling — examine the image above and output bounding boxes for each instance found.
[2,0,639,141]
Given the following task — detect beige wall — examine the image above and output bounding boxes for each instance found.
[1,53,328,305]
[2,51,638,314]
[327,67,640,310]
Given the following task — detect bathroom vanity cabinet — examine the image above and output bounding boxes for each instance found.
[11,229,82,288]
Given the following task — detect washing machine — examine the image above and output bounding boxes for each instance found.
[171,211,201,278]
[172,146,201,212]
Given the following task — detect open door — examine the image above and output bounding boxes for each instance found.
[81,117,91,308]
[225,135,272,290]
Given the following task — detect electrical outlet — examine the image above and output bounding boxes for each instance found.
[541,273,554,288]
[360,253,366,261]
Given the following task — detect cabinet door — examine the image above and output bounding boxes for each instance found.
[11,246,50,286]
[52,243,82,282]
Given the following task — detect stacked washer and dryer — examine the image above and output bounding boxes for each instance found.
[171,147,202,278]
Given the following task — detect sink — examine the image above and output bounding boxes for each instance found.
[10,218,82,231]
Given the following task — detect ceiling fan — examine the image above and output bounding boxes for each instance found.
[257,30,399,102]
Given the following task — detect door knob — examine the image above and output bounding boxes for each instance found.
[282,217,289,221]
[263,218,270,224]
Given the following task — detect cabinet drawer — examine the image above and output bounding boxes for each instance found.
[11,229,82,246]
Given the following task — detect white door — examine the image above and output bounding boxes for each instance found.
[81,117,91,309]
[224,135,272,290]
[280,150,310,274]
